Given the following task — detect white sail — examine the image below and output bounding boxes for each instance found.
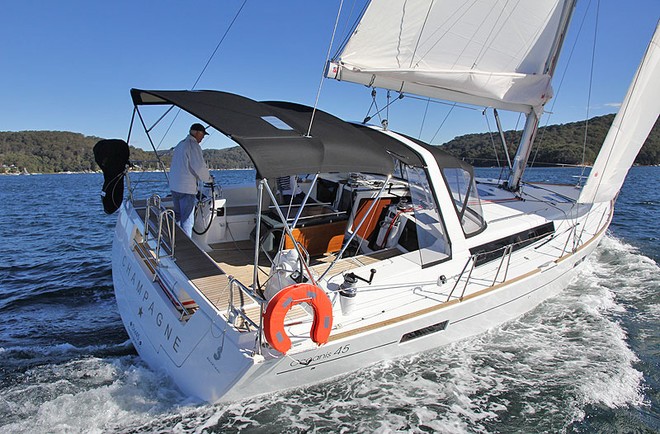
[328,0,572,113]
[579,22,660,204]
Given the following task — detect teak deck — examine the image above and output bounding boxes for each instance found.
[135,205,399,325]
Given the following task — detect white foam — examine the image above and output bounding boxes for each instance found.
[1,235,654,432]
[0,356,197,434]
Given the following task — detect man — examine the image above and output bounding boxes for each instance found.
[170,123,212,237]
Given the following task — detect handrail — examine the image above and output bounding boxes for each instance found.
[155,209,176,263]
[143,194,175,262]
[491,244,513,285]
[445,254,478,302]
[228,277,266,355]
[446,231,557,302]
[144,195,160,243]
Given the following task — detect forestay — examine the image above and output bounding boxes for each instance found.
[328,0,573,113]
[579,22,660,204]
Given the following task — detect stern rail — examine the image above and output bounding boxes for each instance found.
[144,194,176,262]
[228,277,267,355]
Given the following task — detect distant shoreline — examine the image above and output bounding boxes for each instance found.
[0,168,258,176]
[3,165,658,177]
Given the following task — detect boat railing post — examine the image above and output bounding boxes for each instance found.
[458,255,477,300]
[228,277,235,321]
[501,245,512,283]
[492,244,513,285]
[560,224,577,257]
[253,181,265,355]
[257,302,264,356]
[253,181,264,293]
[144,196,152,243]
[156,210,164,264]
[142,194,175,264]
[446,254,478,302]
[162,209,175,258]
[227,276,264,355]
[145,194,162,244]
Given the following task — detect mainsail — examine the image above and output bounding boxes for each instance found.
[328,0,574,114]
[579,22,660,204]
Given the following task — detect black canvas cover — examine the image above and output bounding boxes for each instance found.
[94,139,129,214]
[130,89,428,178]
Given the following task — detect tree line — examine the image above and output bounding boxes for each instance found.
[441,114,659,167]
[1,114,657,174]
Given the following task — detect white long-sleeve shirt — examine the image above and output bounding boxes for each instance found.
[169,134,211,194]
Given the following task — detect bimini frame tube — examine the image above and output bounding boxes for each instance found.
[253,181,264,291]
[134,106,170,184]
[290,173,320,231]
[262,179,318,286]
[276,173,321,253]
[319,175,391,281]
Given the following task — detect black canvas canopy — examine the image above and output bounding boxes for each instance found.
[130,89,471,179]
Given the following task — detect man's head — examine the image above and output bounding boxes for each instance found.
[190,123,209,143]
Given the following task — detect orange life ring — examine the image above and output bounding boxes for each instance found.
[263,283,333,354]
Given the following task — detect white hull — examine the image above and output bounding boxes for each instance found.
[112,181,612,402]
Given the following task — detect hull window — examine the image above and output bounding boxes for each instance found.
[470,222,555,266]
[400,320,449,343]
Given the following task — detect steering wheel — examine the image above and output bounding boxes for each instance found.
[193,180,215,235]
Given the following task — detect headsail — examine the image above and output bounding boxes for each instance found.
[328,0,573,114]
[579,22,660,204]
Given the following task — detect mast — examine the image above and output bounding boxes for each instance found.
[506,0,577,191]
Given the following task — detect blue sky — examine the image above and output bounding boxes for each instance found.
[1,1,658,150]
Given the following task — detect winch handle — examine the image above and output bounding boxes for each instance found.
[346,269,377,285]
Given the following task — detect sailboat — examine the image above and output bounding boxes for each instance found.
[100,1,659,403]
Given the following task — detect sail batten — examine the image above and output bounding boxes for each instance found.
[329,0,570,113]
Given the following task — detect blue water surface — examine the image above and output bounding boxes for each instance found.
[0,167,657,433]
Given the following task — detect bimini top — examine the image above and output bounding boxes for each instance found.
[130,89,472,179]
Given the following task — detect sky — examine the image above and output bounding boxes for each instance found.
[1,0,658,151]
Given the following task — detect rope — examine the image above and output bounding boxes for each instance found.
[530,0,594,170]
[332,0,369,60]
[428,102,456,144]
[191,0,248,90]
[363,89,378,123]
[149,0,249,151]
[483,109,502,168]
[578,0,601,186]
[306,0,345,137]
[405,94,479,112]
[385,90,391,128]
[363,91,404,125]
[418,97,431,139]
[408,0,435,68]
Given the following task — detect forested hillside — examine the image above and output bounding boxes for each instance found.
[0,132,252,174]
[441,114,659,167]
[0,131,155,174]
[1,114,658,174]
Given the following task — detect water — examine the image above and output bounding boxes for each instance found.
[0,167,658,433]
